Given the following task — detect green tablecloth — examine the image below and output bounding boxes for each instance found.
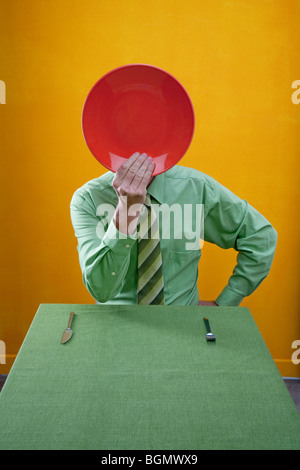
[0,304,299,450]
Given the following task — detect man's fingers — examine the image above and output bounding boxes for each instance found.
[113,152,141,185]
[144,158,155,184]
[115,153,148,187]
[125,153,148,185]
[131,157,154,192]
[113,152,154,197]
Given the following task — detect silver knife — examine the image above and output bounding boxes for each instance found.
[61,312,75,344]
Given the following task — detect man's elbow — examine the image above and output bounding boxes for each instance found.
[269,225,278,255]
[84,276,113,303]
[83,269,120,303]
[261,225,278,275]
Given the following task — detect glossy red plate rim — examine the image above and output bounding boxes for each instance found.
[81,63,195,175]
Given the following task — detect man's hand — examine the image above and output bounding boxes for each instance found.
[113,152,155,235]
[198,300,218,306]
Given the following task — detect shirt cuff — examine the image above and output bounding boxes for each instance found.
[215,285,245,306]
[102,219,137,255]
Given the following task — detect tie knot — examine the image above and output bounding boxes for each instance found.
[144,194,151,207]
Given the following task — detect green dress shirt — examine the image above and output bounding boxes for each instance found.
[70,165,277,306]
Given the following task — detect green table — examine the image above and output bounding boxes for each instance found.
[0,304,299,450]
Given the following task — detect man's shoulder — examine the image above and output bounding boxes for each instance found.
[165,165,216,189]
[71,171,116,207]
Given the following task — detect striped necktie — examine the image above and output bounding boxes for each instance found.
[137,195,165,305]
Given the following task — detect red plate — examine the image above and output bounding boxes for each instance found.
[81,64,195,175]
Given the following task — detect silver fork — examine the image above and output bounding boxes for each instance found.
[203,317,216,342]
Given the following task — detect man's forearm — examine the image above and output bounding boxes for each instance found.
[82,219,137,303]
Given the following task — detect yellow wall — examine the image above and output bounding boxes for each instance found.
[0,0,299,376]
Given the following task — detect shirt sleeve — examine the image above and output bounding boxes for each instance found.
[203,178,278,306]
[70,193,137,303]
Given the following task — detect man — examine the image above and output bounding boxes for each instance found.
[70,152,277,306]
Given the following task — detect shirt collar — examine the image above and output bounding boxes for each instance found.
[147,172,165,204]
[106,168,166,205]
